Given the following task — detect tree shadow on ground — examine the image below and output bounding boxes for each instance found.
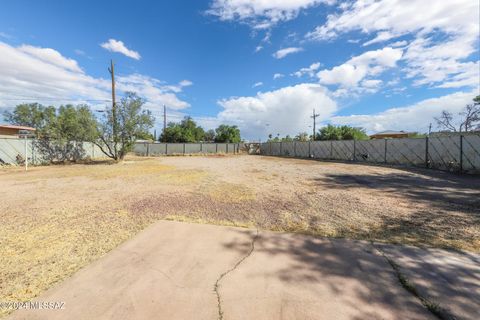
[310,171,480,251]
[221,229,479,320]
[313,171,480,211]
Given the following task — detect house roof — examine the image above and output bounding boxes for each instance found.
[370,130,408,136]
[0,124,36,131]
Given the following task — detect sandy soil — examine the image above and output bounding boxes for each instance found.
[0,155,479,316]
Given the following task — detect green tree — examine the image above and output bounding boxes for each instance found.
[96,92,154,160]
[214,124,241,143]
[3,103,55,131]
[36,104,99,162]
[135,131,154,140]
[5,103,99,162]
[204,129,216,142]
[160,116,205,142]
[294,132,310,141]
[281,135,293,142]
[317,125,368,140]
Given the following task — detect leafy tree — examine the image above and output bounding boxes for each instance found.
[3,103,55,131]
[35,104,99,162]
[96,92,154,160]
[435,95,480,132]
[4,103,99,162]
[294,132,310,141]
[135,131,154,140]
[317,125,368,140]
[214,125,241,143]
[281,135,293,142]
[204,129,216,142]
[160,116,205,142]
[267,133,280,142]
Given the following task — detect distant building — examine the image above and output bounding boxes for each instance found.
[0,124,36,137]
[369,130,411,139]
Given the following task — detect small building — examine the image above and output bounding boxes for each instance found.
[0,124,36,137]
[369,130,410,139]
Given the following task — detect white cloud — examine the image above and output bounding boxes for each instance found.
[273,73,284,80]
[116,74,191,110]
[436,61,480,89]
[179,80,193,87]
[0,41,190,115]
[252,82,263,88]
[403,37,479,88]
[307,0,478,42]
[19,45,83,73]
[215,83,337,139]
[319,63,366,87]
[306,0,480,88]
[317,47,403,89]
[255,45,263,52]
[206,0,335,29]
[273,47,303,59]
[331,90,477,133]
[361,79,382,88]
[292,62,321,77]
[100,39,141,60]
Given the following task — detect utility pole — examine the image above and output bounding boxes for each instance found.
[108,60,117,158]
[163,105,167,142]
[311,108,320,141]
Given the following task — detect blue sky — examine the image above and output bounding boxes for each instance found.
[0,0,478,140]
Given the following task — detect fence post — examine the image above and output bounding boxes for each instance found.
[280,142,283,156]
[269,142,272,155]
[91,142,94,159]
[460,135,463,173]
[165,143,168,155]
[425,137,429,168]
[384,139,387,164]
[294,141,297,157]
[226,143,229,154]
[352,139,356,162]
[308,141,311,157]
[330,141,333,159]
[146,143,150,156]
[200,143,203,153]
[183,143,186,155]
[216,143,218,153]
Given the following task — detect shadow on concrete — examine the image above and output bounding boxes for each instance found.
[221,229,479,319]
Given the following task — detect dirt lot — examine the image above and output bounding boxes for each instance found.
[1,155,479,316]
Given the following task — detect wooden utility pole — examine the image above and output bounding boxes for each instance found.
[311,108,320,141]
[163,105,167,142]
[108,60,117,158]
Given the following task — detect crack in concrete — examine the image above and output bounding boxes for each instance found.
[371,242,455,320]
[214,229,259,320]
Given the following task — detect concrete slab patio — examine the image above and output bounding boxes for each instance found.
[7,221,479,320]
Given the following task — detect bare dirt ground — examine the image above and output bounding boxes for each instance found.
[1,155,479,317]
